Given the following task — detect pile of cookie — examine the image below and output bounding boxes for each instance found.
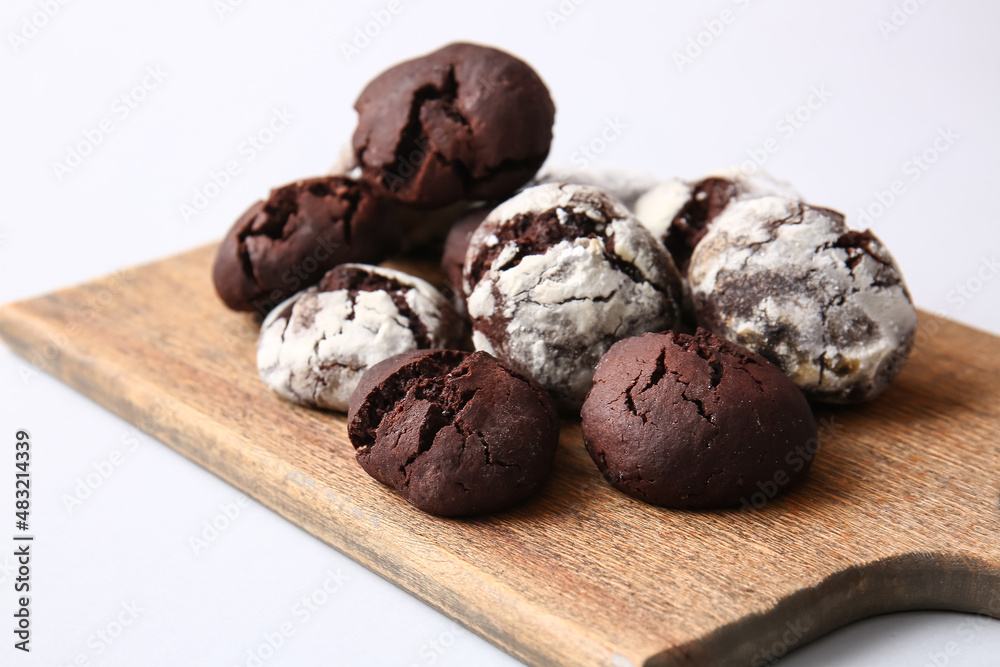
[213,43,918,516]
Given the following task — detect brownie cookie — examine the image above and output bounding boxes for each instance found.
[634,168,800,274]
[440,206,491,318]
[257,264,461,412]
[464,183,684,411]
[213,176,398,315]
[689,196,917,403]
[581,329,818,509]
[352,42,555,209]
[347,349,559,516]
[529,164,659,211]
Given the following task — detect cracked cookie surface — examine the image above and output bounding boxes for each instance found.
[352,42,555,209]
[213,176,399,314]
[463,183,684,412]
[634,168,800,275]
[257,264,461,412]
[581,329,817,509]
[689,196,917,403]
[347,349,559,517]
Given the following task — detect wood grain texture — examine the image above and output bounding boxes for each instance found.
[1,245,998,667]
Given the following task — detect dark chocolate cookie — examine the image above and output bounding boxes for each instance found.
[352,42,555,209]
[257,264,461,412]
[212,176,399,315]
[688,196,917,403]
[581,329,818,509]
[347,349,559,516]
[463,183,684,412]
[634,169,800,275]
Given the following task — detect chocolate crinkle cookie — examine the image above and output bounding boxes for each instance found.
[213,176,399,315]
[464,183,684,411]
[352,42,556,209]
[347,349,560,517]
[689,196,917,403]
[257,264,461,412]
[581,329,818,509]
[634,168,800,275]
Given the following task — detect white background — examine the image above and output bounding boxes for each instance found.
[1,0,999,665]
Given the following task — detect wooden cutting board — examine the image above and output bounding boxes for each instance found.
[1,244,998,667]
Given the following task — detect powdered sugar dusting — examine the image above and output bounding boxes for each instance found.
[689,196,917,403]
[465,183,683,410]
[257,265,458,412]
